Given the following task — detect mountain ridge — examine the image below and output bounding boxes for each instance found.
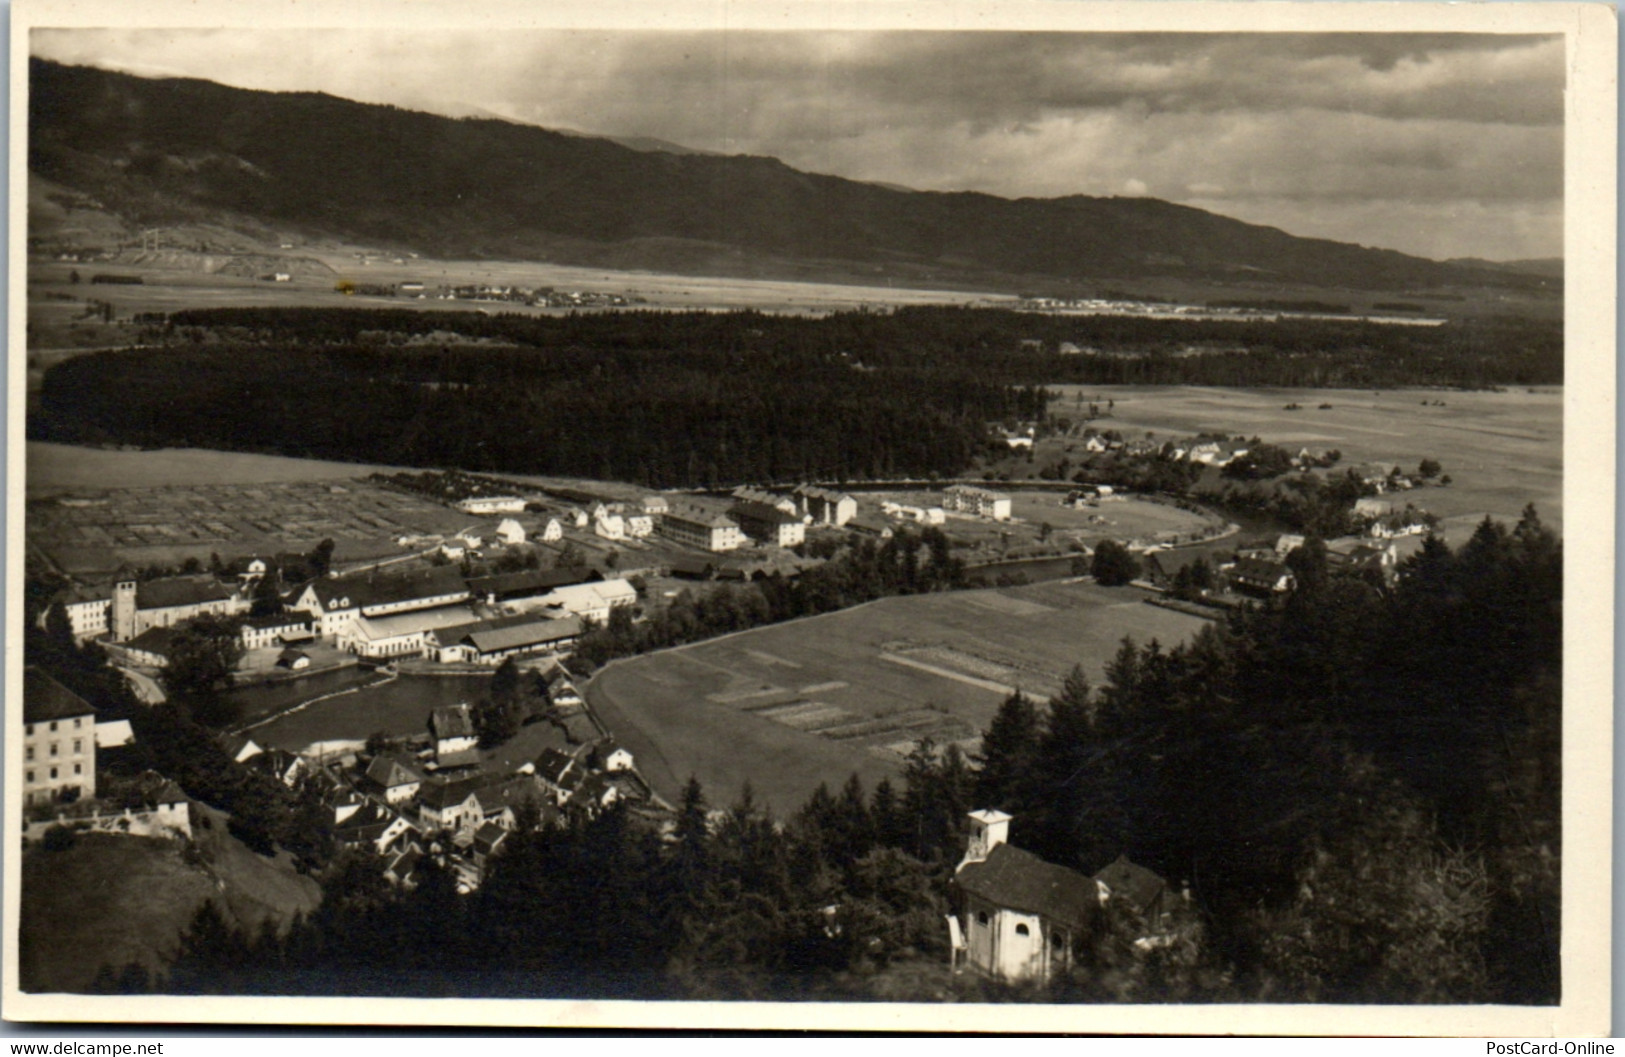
[28,58,1554,295]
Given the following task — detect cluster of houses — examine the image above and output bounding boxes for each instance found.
[1141,532,1400,600]
[224,681,652,893]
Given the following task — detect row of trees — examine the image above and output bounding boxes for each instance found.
[155,305,1562,389]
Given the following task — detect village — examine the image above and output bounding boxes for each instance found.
[22,418,1448,916]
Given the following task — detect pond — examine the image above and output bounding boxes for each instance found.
[231,673,495,752]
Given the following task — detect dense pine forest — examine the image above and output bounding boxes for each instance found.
[47,510,1560,1004]
[35,306,1559,488]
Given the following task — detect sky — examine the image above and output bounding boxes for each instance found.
[31,28,1565,262]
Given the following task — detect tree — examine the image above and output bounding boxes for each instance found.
[248,573,284,618]
[555,541,587,570]
[973,692,1041,811]
[307,539,336,579]
[160,615,245,714]
[474,696,521,748]
[1418,458,1442,480]
[490,657,520,704]
[1091,539,1141,587]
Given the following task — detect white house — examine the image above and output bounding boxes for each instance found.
[365,754,425,805]
[591,739,635,773]
[541,518,563,542]
[942,485,1013,521]
[594,513,627,541]
[240,613,314,651]
[495,519,526,546]
[626,515,654,538]
[53,587,113,640]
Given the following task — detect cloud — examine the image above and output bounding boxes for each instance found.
[30,28,1564,260]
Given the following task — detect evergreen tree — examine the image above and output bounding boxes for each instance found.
[973,692,1041,811]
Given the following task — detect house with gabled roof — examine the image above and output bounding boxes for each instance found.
[429,704,479,767]
[246,747,306,789]
[590,739,634,773]
[534,747,583,803]
[1228,557,1296,597]
[1092,854,1188,948]
[949,810,1093,983]
[472,822,509,867]
[416,777,486,832]
[365,753,425,804]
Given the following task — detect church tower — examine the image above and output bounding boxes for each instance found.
[959,808,1012,871]
[112,579,138,642]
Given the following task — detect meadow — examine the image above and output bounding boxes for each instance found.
[1051,385,1563,532]
[586,579,1209,815]
[27,441,414,495]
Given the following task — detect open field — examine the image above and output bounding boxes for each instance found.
[1049,385,1562,532]
[27,252,1001,351]
[587,580,1208,814]
[26,465,480,574]
[27,442,420,495]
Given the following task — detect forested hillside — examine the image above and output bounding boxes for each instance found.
[33,306,1561,488]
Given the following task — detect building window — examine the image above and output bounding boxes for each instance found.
[976,911,989,927]
[1015,923,1030,937]
[26,770,34,784]
[74,740,83,754]
[50,743,59,757]
[49,721,58,733]
[25,724,33,737]
[50,767,59,780]
[26,747,34,762]
[74,718,83,729]
[74,764,82,776]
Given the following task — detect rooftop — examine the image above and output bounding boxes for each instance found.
[955,843,1097,931]
[311,565,470,611]
[730,500,804,526]
[136,577,236,610]
[350,604,478,641]
[24,666,96,724]
[1092,854,1169,916]
[429,703,477,740]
